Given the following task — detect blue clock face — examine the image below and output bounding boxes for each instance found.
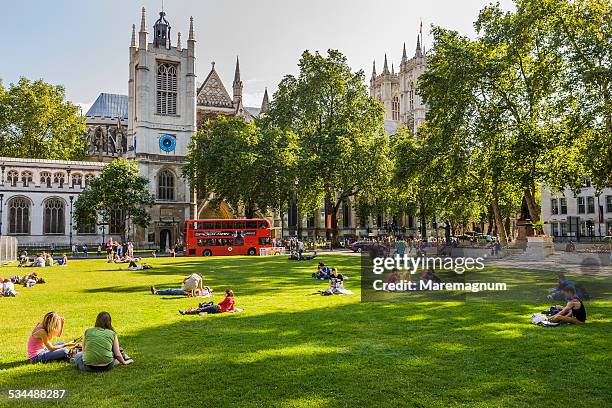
[159,134,176,152]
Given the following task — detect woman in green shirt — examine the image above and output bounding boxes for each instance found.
[75,312,133,372]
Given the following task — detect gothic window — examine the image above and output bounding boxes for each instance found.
[40,172,52,188]
[157,169,175,201]
[21,171,33,187]
[43,198,65,234]
[156,62,178,115]
[7,170,18,187]
[72,173,83,188]
[53,172,65,188]
[109,206,125,235]
[78,221,96,234]
[409,84,415,111]
[392,96,400,121]
[8,197,31,234]
[84,174,95,187]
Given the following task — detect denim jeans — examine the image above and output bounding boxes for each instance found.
[184,305,221,314]
[30,343,69,363]
[74,352,114,372]
[155,288,186,296]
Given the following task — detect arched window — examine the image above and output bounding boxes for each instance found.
[156,63,178,115]
[8,197,31,234]
[392,96,400,121]
[43,198,65,234]
[84,174,95,187]
[21,171,33,187]
[53,172,65,188]
[7,170,19,187]
[157,169,175,201]
[409,83,415,111]
[72,173,83,188]
[40,172,52,188]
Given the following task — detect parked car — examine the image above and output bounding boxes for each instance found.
[351,241,386,254]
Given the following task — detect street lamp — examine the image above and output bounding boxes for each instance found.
[69,196,74,249]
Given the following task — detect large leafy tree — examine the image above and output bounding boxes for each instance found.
[265,49,392,242]
[74,159,154,241]
[184,116,298,218]
[0,77,87,160]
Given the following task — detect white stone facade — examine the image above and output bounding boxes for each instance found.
[541,183,612,238]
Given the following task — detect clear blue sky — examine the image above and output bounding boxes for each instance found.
[0,0,513,111]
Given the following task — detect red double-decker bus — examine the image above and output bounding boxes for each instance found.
[184,218,273,256]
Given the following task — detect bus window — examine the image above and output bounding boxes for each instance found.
[258,220,268,229]
[259,237,272,245]
[221,221,231,229]
[235,235,244,246]
[236,221,246,229]
[246,220,257,229]
[202,221,214,229]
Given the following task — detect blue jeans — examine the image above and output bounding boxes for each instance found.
[30,343,69,363]
[74,353,113,372]
[155,288,186,296]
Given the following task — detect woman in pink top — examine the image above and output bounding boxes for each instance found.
[28,312,75,363]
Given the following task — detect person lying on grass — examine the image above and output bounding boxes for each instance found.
[74,312,133,372]
[179,289,239,316]
[150,273,204,297]
[27,312,77,363]
[548,285,587,325]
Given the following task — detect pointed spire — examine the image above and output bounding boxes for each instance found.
[140,7,146,32]
[372,60,376,79]
[402,42,407,61]
[261,88,270,114]
[176,32,182,51]
[130,24,136,47]
[416,33,422,57]
[188,16,195,41]
[233,56,241,84]
[383,54,390,74]
[391,64,395,75]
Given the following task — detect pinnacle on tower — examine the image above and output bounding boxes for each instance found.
[391,64,395,75]
[383,54,390,74]
[140,7,146,32]
[416,33,422,57]
[139,7,148,50]
[372,60,376,79]
[188,16,195,41]
[402,42,407,61]
[177,32,182,51]
[233,56,243,106]
[131,24,136,47]
[261,88,270,114]
[233,56,241,84]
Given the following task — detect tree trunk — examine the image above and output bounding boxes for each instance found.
[524,187,540,222]
[245,199,255,219]
[444,221,451,244]
[492,188,508,246]
[418,199,427,238]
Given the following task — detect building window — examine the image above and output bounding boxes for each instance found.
[577,197,585,214]
[8,197,30,234]
[156,62,178,115]
[560,198,567,215]
[409,84,414,111]
[587,196,595,213]
[109,207,125,235]
[72,173,83,188]
[157,169,175,201]
[78,222,96,234]
[551,199,559,215]
[606,196,612,213]
[392,96,400,121]
[560,222,567,236]
[84,174,95,187]
[551,222,559,236]
[53,172,65,188]
[40,172,52,188]
[43,198,65,234]
[288,200,298,228]
[21,171,33,187]
[306,215,315,228]
[7,170,18,187]
[583,177,591,187]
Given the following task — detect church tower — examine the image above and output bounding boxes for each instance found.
[128,7,197,249]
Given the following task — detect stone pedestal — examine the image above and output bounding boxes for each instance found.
[515,219,533,249]
[524,236,554,260]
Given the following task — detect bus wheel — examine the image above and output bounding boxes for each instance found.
[202,249,212,257]
[247,248,257,256]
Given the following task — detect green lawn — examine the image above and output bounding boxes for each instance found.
[0,255,610,407]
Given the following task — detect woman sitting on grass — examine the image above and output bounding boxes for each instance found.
[179,289,237,316]
[27,312,76,363]
[318,268,353,295]
[150,273,204,297]
[74,312,133,372]
[548,285,587,325]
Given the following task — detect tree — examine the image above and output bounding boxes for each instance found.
[265,49,392,243]
[184,116,299,218]
[74,159,154,241]
[0,77,87,160]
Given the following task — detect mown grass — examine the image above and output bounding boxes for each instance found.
[0,255,610,408]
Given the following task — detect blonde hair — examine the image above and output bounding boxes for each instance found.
[41,312,63,337]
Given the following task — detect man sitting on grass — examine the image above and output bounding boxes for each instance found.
[150,273,204,297]
[318,268,353,295]
[548,285,587,325]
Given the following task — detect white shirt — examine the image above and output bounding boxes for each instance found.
[182,274,201,291]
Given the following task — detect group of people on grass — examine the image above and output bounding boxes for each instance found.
[542,284,587,325]
[150,273,238,315]
[19,251,68,267]
[27,311,133,371]
[311,262,353,295]
[1,272,46,297]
